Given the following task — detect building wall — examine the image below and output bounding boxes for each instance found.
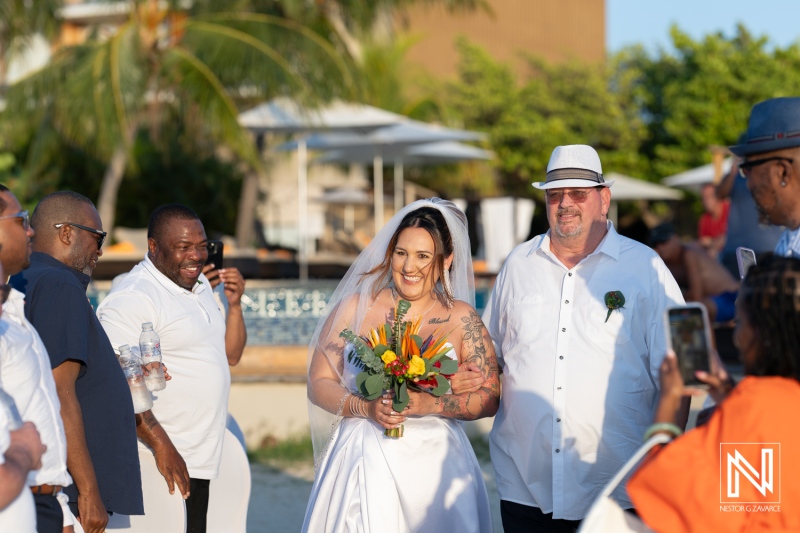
[398,0,605,79]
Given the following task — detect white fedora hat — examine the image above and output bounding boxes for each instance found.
[533,144,615,190]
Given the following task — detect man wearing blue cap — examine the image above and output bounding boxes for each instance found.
[483,145,687,532]
[731,97,800,257]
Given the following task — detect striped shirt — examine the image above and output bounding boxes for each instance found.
[775,228,800,257]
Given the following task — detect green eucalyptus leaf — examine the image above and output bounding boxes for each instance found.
[431,374,451,396]
[437,359,459,375]
[393,380,409,412]
[363,373,384,400]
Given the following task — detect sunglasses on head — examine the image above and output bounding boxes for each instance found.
[54,222,107,249]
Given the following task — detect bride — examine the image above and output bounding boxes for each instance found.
[303,198,500,532]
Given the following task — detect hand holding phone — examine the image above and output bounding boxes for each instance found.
[736,246,756,280]
[665,304,713,386]
[205,240,224,269]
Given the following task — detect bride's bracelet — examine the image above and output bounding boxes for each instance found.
[349,394,369,419]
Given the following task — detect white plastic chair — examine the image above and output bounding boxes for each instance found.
[207,427,251,533]
[105,447,187,532]
[577,434,671,533]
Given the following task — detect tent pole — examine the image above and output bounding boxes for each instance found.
[374,150,384,235]
[394,159,404,213]
[298,138,308,282]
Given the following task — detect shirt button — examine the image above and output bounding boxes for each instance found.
[561,327,566,332]
[557,418,562,422]
[568,272,573,277]
[564,300,569,304]
[555,449,561,453]
[557,386,562,390]
[559,355,564,360]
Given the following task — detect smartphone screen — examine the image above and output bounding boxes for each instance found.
[736,247,757,280]
[205,240,224,269]
[666,305,712,386]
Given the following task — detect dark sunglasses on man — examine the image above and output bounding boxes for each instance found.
[54,222,107,249]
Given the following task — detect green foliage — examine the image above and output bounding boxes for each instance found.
[444,28,800,201]
[247,432,313,465]
[3,126,244,235]
[616,25,800,178]
[447,39,647,196]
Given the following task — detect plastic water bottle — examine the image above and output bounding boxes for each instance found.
[118,344,153,414]
[0,386,23,430]
[139,323,166,392]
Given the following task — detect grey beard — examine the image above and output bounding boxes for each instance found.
[553,224,583,238]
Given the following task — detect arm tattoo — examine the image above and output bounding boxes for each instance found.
[137,410,160,431]
[437,310,500,421]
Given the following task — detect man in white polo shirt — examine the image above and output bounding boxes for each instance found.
[0,185,72,533]
[483,145,688,532]
[97,204,245,533]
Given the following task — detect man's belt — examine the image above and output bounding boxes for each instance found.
[30,484,62,495]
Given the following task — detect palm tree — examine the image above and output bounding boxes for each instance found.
[5,0,356,239]
[0,0,61,87]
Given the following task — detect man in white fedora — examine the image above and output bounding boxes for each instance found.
[483,145,687,532]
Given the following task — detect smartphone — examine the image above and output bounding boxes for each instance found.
[205,240,224,269]
[665,304,712,386]
[736,246,757,280]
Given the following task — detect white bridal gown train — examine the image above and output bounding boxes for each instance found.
[302,347,493,533]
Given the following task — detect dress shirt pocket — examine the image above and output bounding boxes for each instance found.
[506,295,547,346]
[585,299,631,346]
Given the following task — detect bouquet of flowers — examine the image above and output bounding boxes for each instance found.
[340,299,457,437]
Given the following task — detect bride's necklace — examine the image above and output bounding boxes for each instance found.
[390,287,437,319]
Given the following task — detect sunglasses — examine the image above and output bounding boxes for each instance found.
[0,210,30,229]
[738,156,794,178]
[545,189,598,204]
[54,222,107,249]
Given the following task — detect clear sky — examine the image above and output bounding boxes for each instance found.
[607,0,800,53]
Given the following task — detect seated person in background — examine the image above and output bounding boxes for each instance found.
[627,255,800,532]
[697,183,729,259]
[650,223,739,322]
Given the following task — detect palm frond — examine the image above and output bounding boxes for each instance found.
[160,46,258,166]
[199,12,357,96]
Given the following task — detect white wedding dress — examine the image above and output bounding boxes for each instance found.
[302,345,493,533]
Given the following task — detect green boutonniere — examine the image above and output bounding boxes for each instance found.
[604,291,626,323]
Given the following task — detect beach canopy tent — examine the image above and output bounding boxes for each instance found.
[605,172,684,226]
[277,121,488,234]
[238,98,406,281]
[314,141,494,211]
[661,159,733,191]
[606,173,684,201]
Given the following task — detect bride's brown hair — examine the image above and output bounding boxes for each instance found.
[363,207,454,302]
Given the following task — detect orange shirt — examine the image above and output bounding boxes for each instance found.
[628,377,800,532]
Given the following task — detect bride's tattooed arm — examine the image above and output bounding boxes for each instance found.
[435,310,500,420]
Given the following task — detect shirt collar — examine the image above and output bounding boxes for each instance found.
[141,253,207,296]
[528,220,621,262]
[30,251,91,290]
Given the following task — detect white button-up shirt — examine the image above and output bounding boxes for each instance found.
[97,255,230,479]
[0,288,71,487]
[485,221,684,520]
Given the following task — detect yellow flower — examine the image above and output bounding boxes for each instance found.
[381,351,398,365]
[407,355,426,376]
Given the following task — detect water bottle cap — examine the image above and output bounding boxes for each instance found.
[142,322,154,330]
[119,344,131,354]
